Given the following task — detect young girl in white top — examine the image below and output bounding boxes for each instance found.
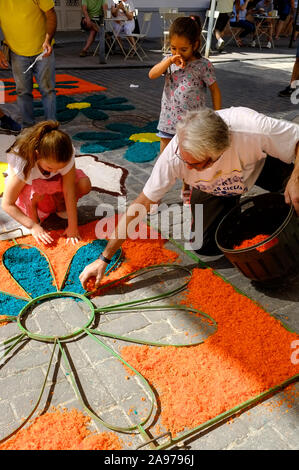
[2,121,91,245]
[149,16,222,204]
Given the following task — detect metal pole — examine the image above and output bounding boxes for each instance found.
[205,0,217,58]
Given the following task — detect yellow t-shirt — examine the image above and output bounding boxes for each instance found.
[0,0,54,56]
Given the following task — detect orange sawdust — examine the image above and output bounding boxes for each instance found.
[0,315,10,327]
[86,229,178,293]
[0,239,27,298]
[262,384,299,412]
[0,219,178,298]
[234,234,278,252]
[121,268,299,436]
[0,408,123,450]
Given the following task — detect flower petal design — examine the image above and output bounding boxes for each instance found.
[0,292,28,317]
[80,107,109,121]
[3,245,57,298]
[56,108,79,123]
[61,240,122,293]
[73,131,123,142]
[0,162,8,197]
[80,139,130,154]
[74,155,128,196]
[123,141,160,163]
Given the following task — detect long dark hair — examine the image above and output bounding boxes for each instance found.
[169,16,202,57]
[7,121,73,179]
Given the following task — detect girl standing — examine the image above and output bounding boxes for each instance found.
[2,121,91,245]
[149,16,222,204]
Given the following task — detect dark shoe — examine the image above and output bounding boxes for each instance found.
[278,85,293,97]
[99,60,107,64]
[0,114,21,133]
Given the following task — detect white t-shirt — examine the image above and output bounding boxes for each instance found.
[143,107,299,202]
[216,0,235,14]
[113,0,134,21]
[7,149,75,185]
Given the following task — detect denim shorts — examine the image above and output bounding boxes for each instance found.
[156,130,175,139]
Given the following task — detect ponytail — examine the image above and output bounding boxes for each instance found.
[7,121,73,179]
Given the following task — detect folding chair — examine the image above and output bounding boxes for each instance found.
[160,11,186,54]
[123,12,153,61]
[200,10,220,53]
[225,21,243,47]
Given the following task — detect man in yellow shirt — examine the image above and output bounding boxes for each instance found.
[0,0,57,128]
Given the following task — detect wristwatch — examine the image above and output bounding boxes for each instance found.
[98,253,111,264]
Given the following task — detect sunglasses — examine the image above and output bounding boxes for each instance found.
[174,145,214,170]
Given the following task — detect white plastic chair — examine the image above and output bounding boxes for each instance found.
[124,12,153,61]
[200,10,220,53]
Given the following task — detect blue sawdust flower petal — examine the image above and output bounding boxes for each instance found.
[3,245,57,299]
[0,292,28,317]
[61,240,122,294]
[56,108,79,122]
[80,138,130,153]
[124,141,160,163]
[72,131,123,141]
[81,107,109,121]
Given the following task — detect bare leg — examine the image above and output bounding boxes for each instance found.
[82,29,97,53]
[275,19,286,39]
[53,177,92,212]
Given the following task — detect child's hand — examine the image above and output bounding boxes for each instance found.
[31,223,54,245]
[63,227,82,245]
[171,54,186,68]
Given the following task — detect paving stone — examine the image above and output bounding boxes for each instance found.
[232,425,292,450]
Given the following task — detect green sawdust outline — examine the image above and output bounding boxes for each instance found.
[0,237,218,448]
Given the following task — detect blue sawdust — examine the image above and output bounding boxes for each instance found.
[0,293,28,317]
[33,94,135,123]
[3,246,57,299]
[62,239,122,295]
[75,121,159,159]
[124,141,160,163]
[80,138,130,154]
[73,132,123,141]
[106,121,158,136]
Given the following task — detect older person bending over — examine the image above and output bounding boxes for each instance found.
[79,106,299,288]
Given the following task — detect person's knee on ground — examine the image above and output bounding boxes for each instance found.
[76,176,92,199]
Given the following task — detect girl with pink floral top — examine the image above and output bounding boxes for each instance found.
[149,16,222,204]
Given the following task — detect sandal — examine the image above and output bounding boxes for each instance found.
[79,50,88,57]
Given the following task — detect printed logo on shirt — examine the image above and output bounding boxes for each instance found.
[194,174,248,196]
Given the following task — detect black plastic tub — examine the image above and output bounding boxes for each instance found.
[215,193,299,282]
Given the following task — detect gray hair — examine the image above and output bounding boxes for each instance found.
[176,108,230,161]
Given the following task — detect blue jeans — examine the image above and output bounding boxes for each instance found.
[230,20,255,38]
[11,51,56,128]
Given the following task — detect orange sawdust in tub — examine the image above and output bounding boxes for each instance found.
[120,268,299,437]
[0,408,123,450]
[233,234,279,252]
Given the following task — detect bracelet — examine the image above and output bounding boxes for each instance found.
[98,253,112,264]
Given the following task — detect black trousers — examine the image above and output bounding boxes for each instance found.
[190,156,294,255]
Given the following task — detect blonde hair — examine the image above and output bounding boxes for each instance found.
[7,121,73,179]
[176,108,230,161]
